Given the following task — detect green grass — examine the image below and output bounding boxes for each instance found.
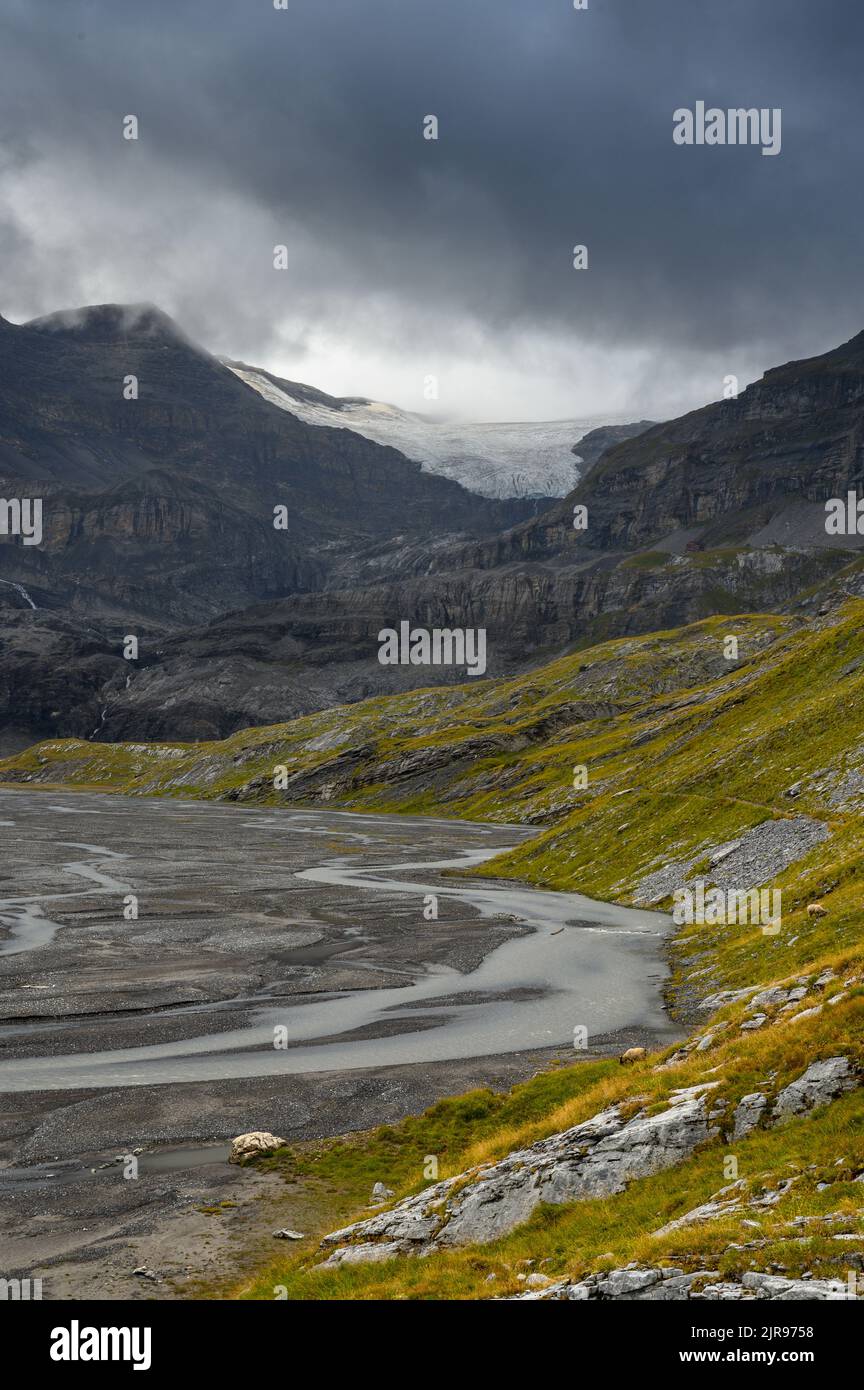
[237,1088,864,1300]
[620,550,672,570]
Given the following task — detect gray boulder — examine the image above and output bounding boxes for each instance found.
[732,1092,768,1139]
[773,1058,857,1121]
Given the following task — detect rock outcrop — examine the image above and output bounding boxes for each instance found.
[319,1085,718,1266]
[315,1058,861,1272]
[732,1092,769,1139]
[772,1057,858,1120]
[506,1268,857,1301]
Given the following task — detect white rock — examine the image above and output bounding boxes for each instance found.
[785,1005,823,1024]
[228,1131,286,1163]
[654,1196,741,1237]
[320,1241,405,1269]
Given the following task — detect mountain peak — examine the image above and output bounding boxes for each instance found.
[23,302,196,348]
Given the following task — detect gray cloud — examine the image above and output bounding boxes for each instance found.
[0,0,862,418]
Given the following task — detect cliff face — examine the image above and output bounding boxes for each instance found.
[463,329,864,567]
[63,541,842,743]
[0,607,126,754]
[570,420,655,472]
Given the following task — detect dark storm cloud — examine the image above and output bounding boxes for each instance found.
[1,0,862,414]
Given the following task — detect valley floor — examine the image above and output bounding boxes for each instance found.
[0,791,674,1299]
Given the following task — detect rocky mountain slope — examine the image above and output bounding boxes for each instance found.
[77,327,864,743]
[4,320,864,750]
[0,301,559,746]
[5,602,861,1300]
[0,303,531,626]
[476,327,864,564]
[0,300,656,748]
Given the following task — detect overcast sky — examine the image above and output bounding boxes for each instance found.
[1,0,862,421]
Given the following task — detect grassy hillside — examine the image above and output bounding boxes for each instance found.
[2,605,863,1299]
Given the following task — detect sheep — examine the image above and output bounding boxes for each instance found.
[806,903,828,919]
[619,1046,647,1065]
